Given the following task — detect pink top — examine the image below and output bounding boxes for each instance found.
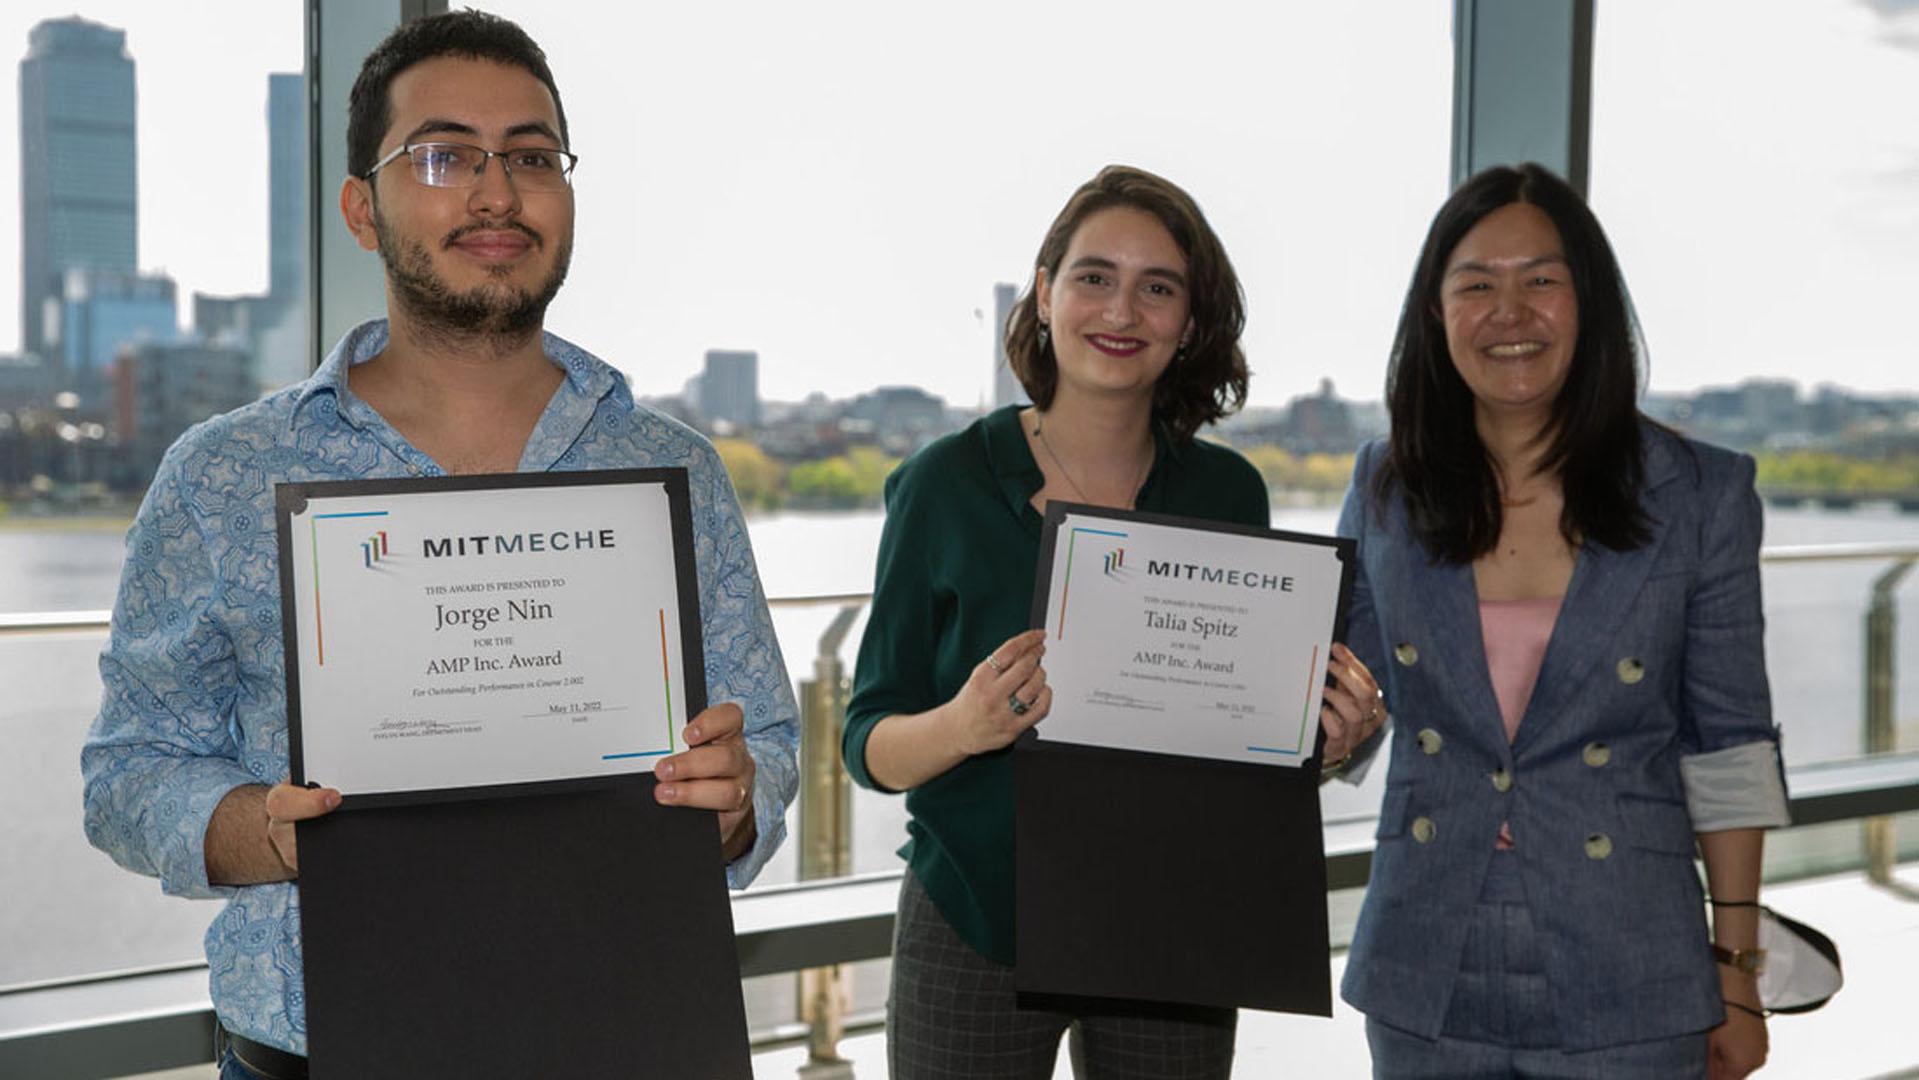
[1480,595,1563,848]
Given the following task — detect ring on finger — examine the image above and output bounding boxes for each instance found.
[985,654,1004,673]
[735,783,750,812]
[1008,691,1031,716]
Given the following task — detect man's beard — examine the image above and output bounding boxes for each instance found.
[374,206,572,351]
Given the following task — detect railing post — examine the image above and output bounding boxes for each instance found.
[795,605,862,1078]
[1864,558,1915,885]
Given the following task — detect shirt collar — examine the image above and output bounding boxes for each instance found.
[290,318,623,432]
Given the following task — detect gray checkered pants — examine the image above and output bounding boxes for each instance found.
[888,872,1236,1079]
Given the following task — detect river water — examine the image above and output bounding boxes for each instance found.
[2,502,1914,1013]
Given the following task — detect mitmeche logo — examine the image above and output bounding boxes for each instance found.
[421,528,618,558]
[1146,559,1295,592]
[360,530,390,569]
[1103,547,1127,577]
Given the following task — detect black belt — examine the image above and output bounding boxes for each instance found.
[218,1026,308,1080]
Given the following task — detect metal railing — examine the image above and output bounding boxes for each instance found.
[1761,543,1919,884]
[3,540,1917,1078]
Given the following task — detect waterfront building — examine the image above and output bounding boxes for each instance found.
[19,17,138,362]
[110,337,254,480]
[56,270,177,409]
[700,348,761,431]
[993,282,1025,408]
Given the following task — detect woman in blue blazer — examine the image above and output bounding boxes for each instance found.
[1334,164,1789,1079]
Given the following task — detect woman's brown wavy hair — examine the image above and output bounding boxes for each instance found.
[1004,165,1248,442]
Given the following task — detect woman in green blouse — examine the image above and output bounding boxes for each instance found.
[843,165,1386,1079]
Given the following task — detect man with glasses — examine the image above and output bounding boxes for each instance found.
[82,12,797,1077]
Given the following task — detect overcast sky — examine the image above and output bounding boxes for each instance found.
[3,1,1916,409]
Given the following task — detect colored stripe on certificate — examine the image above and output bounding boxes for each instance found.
[658,608,674,750]
[308,509,390,666]
[1055,526,1128,640]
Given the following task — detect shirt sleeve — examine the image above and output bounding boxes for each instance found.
[694,445,801,888]
[841,462,940,794]
[1334,442,1389,785]
[1680,451,1790,830]
[82,439,257,900]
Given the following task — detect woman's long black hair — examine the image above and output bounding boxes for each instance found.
[1380,163,1654,563]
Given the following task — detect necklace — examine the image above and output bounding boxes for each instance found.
[1031,411,1152,508]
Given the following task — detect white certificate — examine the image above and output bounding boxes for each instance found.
[1031,503,1354,768]
[276,470,702,804]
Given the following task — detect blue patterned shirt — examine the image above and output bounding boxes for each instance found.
[82,319,799,1053]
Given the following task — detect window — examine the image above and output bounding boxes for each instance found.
[0,0,305,990]
[1592,0,1919,771]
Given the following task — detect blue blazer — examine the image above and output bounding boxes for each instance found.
[1336,426,1780,1050]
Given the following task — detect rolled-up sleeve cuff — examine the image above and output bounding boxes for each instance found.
[161,759,260,900]
[1681,739,1790,831]
[724,742,794,889]
[1337,721,1390,786]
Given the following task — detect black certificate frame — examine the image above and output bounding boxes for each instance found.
[278,468,752,1078]
[274,467,706,811]
[1015,500,1356,1016]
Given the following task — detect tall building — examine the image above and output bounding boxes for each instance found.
[20,17,138,361]
[700,349,760,430]
[992,282,1026,408]
[58,269,177,405]
[267,72,306,305]
[256,71,311,392]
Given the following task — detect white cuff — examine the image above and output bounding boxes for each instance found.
[1681,739,1790,831]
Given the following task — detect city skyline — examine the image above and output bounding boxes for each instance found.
[2,3,1917,413]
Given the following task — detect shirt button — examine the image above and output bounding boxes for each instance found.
[1417,728,1444,755]
[1394,643,1420,667]
[1412,817,1437,844]
[1582,741,1612,768]
[1490,768,1512,792]
[1585,833,1614,860]
[1616,657,1645,684]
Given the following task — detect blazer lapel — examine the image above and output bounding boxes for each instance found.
[1513,434,1683,754]
[1405,549,1509,755]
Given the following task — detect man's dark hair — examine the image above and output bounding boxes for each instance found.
[1004,165,1249,443]
[1379,162,1656,563]
[347,10,569,181]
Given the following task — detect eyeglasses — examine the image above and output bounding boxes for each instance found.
[364,141,579,192]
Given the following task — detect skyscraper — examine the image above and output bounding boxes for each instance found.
[700,349,760,430]
[255,71,311,391]
[19,17,138,363]
[267,72,305,305]
[992,282,1026,408]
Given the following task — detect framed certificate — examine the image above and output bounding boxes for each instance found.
[275,469,703,807]
[1029,501,1355,767]
[1016,501,1350,1015]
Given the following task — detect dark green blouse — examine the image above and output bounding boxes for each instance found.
[842,404,1271,964]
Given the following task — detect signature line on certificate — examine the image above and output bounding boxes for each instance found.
[1056,526,1128,640]
[308,509,390,666]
